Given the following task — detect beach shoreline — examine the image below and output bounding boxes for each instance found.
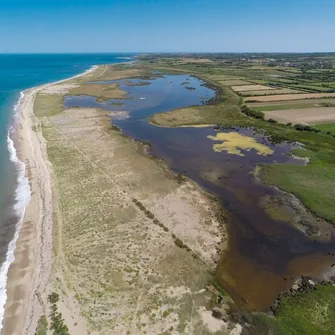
[1,65,99,335]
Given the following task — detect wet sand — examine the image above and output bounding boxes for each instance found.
[2,86,53,334]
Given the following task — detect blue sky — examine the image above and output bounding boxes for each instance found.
[0,0,334,53]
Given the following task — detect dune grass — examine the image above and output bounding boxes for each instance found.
[36,315,48,335]
[68,83,127,102]
[34,93,64,117]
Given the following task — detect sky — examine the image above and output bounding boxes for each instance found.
[0,0,334,53]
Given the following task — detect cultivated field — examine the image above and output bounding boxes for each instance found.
[264,107,335,125]
[231,84,274,92]
[246,98,335,112]
[245,92,335,102]
[240,88,302,96]
[218,80,251,86]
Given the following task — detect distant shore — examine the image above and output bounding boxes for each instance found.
[1,66,98,335]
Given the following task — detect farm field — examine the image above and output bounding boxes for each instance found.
[231,84,275,92]
[263,107,335,124]
[240,88,302,96]
[246,99,335,111]
[245,92,335,102]
[218,79,251,86]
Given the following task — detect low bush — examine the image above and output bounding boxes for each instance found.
[241,105,265,120]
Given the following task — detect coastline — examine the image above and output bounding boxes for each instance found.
[1,65,99,334]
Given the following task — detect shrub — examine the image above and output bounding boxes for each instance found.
[36,315,48,335]
[241,105,265,120]
[268,118,278,124]
[174,238,186,249]
[145,211,155,219]
[48,292,59,304]
[294,124,313,131]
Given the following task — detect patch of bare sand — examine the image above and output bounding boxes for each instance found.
[40,83,79,95]
[200,307,227,332]
[37,104,230,334]
[89,65,142,82]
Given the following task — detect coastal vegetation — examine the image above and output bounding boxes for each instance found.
[33,54,335,334]
[48,293,70,335]
[33,66,231,334]
[253,284,335,335]
[35,316,48,335]
[68,83,127,102]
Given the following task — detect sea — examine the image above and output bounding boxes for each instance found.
[0,53,133,328]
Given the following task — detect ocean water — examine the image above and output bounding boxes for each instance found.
[0,53,133,328]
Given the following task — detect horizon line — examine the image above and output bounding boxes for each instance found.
[1,51,335,55]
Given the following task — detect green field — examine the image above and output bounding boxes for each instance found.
[315,122,335,133]
[254,285,335,335]
[247,100,335,112]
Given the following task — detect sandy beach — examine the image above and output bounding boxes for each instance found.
[1,67,98,335]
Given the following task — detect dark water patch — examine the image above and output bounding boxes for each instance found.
[64,74,335,312]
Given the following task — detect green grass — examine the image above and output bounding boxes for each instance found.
[248,102,321,112]
[315,122,335,134]
[34,93,64,117]
[262,160,335,222]
[253,285,335,335]
[291,83,335,92]
[36,315,48,335]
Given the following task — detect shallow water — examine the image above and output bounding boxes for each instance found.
[66,75,335,311]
